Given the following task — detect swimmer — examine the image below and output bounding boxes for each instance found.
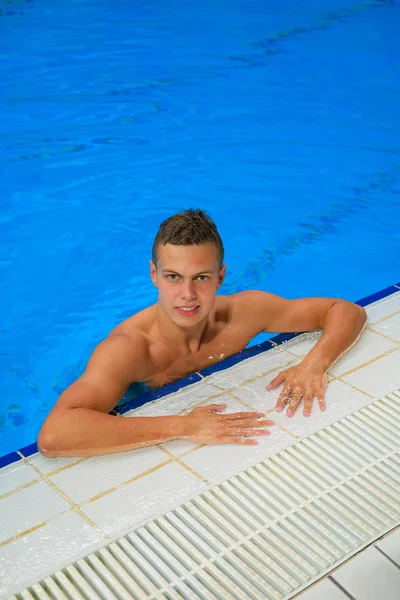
[38,209,366,457]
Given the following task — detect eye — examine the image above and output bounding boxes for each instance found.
[197,275,209,281]
[167,274,178,281]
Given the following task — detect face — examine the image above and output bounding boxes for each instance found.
[150,243,226,326]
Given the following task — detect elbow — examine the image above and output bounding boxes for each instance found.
[38,422,66,458]
[355,303,367,326]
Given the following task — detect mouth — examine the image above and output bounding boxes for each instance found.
[175,305,200,317]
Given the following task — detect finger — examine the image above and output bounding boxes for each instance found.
[231,428,271,437]
[302,391,314,417]
[206,403,227,412]
[229,419,274,427]
[267,371,285,391]
[317,388,326,411]
[286,387,303,417]
[218,436,259,445]
[275,383,293,412]
[223,411,265,421]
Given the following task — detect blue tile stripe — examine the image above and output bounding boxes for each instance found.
[0,451,21,469]
[355,284,400,307]
[1,282,399,469]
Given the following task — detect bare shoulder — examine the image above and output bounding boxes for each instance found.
[229,290,287,313]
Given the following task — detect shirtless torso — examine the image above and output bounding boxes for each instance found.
[113,294,259,390]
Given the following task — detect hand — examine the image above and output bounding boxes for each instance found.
[184,403,274,445]
[267,364,328,417]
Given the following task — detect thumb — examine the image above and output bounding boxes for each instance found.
[267,371,285,391]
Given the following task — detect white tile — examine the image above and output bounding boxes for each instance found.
[82,461,207,537]
[333,546,400,600]
[232,365,302,412]
[342,348,400,400]
[371,312,400,343]
[124,380,219,417]
[50,445,169,504]
[297,577,348,599]
[0,480,70,544]
[26,452,83,475]
[328,329,397,377]
[258,380,373,439]
[365,292,400,324]
[376,527,400,567]
[278,331,322,357]
[160,438,199,457]
[0,461,38,497]
[181,428,295,484]
[204,347,296,389]
[0,511,104,598]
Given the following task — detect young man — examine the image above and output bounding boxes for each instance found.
[39,209,366,457]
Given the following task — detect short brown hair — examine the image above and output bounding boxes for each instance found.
[152,209,224,267]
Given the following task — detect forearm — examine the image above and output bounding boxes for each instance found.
[301,300,367,372]
[38,409,187,457]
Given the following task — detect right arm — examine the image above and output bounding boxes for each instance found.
[38,334,185,457]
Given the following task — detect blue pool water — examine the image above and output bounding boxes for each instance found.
[1,0,399,457]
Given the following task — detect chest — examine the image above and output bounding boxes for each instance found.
[145,327,252,388]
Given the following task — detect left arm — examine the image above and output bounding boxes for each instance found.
[240,292,367,416]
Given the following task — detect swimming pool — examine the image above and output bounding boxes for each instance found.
[1,0,399,457]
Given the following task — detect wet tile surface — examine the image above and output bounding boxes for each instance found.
[0,480,70,544]
[82,461,207,537]
[328,329,397,377]
[0,461,38,497]
[341,348,400,399]
[50,445,169,505]
[0,511,104,598]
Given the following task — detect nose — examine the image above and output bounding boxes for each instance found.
[181,279,197,301]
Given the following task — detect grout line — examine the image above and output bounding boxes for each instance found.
[0,477,39,500]
[329,346,399,379]
[177,390,226,415]
[25,457,88,478]
[375,545,400,570]
[158,445,210,484]
[367,308,400,326]
[174,443,206,457]
[0,521,50,549]
[329,576,357,599]
[79,459,173,507]
[16,452,108,539]
[366,325,400,345]
[336,379,374,399]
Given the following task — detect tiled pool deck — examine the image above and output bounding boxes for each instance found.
[1,285,399,599]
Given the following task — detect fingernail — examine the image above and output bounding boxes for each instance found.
[275,406,283,413]
[263,430,271,435]
[286,411,293,418]
[266,385,272,390]
[303,411,310,417]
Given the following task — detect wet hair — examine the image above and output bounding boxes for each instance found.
[152,208,224,267]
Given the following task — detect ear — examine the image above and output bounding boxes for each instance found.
[149,260,158,287]
[217,264,226,287]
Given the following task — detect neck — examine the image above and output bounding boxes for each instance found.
[155,303,209,352]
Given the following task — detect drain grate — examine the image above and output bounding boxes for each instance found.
[10,390,400,599]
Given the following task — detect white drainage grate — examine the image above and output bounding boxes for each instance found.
[11,390,400,599]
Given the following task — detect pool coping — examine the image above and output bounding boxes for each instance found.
[1,281,399,470]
